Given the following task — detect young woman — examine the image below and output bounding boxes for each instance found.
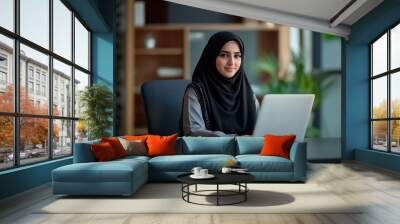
[181,31,259,136]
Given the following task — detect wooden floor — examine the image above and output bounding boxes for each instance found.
[1,161,400,224]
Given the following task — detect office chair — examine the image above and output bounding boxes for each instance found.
[141,79,191,135]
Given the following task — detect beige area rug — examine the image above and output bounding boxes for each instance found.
[38,183,362,214]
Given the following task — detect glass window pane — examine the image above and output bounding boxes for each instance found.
[0,116,14,170]
[391,72,400,118]
[20,44,49,115]
[391,120,400,153]
[53,0,72,60]
[372,121,388,151]
[53,59,72,117]
[53,119,72,158]
[75,120,88,143]
[0,34,14,112]
[20,117,49,165]
[20,0,49,49]
[74,69,89,118]
[74,17,89,70]
[0,0,14,31]
[372,77,387,119]
[372,33,387,76]
[391,24,400,70]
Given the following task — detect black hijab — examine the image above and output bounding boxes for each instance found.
[184,31,257,135]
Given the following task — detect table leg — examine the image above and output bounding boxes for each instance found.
[217,184,219,206]
[245,183,247,201]
[195,184,197,192]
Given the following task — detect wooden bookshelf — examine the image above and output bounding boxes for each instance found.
[134,26,189,132]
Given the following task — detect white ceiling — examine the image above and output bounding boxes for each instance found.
[226,0,353,22]
[165,0,384,38]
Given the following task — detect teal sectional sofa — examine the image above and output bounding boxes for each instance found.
[52,137,307,196]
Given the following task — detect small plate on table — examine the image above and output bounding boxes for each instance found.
[190,174,215,179]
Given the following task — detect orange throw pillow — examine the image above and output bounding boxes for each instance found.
[91,142,117,161]
[146,134,177,157]
[259,134,296,159]
[101,137,127,158]
[124,135,149,141]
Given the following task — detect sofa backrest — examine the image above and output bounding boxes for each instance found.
[73,136,301,163]
[235,137,264,155]
[73,139,100,163]
[178,137,235,155]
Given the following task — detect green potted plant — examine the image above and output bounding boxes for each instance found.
[253,52,330,137]
[79,84,113,140]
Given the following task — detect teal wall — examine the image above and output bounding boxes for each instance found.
[0,158,72,199]
[91,0,115,135]
[344,0,400,171]
[0,0,115,200]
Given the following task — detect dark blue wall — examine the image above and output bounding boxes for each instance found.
[0,0,115,200]
[344,0,400,170]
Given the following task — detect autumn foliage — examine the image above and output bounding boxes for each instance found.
[372,99,400,141]
[0,84,59,150]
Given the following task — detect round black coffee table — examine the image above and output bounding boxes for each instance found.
[177,173,255,206]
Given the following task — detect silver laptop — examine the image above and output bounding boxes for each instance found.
[253,94,315,142]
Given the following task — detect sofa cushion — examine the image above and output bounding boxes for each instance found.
[53,158,147,183]
[91,142,118,161]
[235,137,264,155]
[101,137,127,158]
[260,134,296,159]
[148,154,235,172]
[180,137,235,155]
[236,155,293,172]
[118,137,147,156]
[147,134,177,157]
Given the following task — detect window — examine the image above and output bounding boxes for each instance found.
[20,0,49,49]
[0,34,13,113]
[371,23,400,154]
[35,83,40,95]
[53,0,72,60]
[0,0,91,170]
[75,17,89,70]
[28,81,34,94]
[53,59,72,117]
[42,85,46,97]
[0,0,14,32]
[0,71,6,85]
[0,55,7,67]
[35,70,40,81]
[28,67,34,80]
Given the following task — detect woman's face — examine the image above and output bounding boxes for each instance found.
[215,41,242,78]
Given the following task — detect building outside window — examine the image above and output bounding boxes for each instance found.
[0,54,7,67]
[370,22,400,154]
[41,73,46,83]
[28,81,34,94]
[41,85,46,97]
[0,0,91,170]
[28,67,34,80]
[0,71,6,83]
[35,83,40,95]
[0,54,7,90]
